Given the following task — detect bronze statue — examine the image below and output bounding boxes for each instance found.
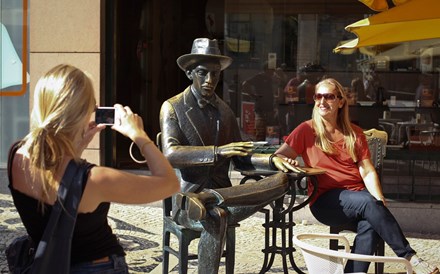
[159,38,292,274]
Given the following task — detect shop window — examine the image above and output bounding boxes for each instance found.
[222,0,440,144]
[0,0,29,167]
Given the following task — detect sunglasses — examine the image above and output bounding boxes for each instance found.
[313,93,342,101]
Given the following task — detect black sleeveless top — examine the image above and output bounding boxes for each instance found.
[8,142,125,264]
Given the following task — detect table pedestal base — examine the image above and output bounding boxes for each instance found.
[259,198,305,274]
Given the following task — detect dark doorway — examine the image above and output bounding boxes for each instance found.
[104,0,211,168]
[103,0,148,168]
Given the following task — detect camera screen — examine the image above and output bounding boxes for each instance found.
[95,107,115,125]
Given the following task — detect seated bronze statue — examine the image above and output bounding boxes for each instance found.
[159,38,296,274]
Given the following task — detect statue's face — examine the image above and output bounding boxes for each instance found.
[189,61,221,98]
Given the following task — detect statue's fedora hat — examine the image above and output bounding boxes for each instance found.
[177,38,232,71]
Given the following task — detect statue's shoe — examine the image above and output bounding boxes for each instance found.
[175,192,207,221]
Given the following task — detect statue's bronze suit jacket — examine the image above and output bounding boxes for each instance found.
[160,86,269,194]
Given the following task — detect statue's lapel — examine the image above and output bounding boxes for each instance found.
[183,89,208,145]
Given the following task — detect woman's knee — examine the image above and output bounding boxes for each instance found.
[344,191,386,219]
[340,190,376,207]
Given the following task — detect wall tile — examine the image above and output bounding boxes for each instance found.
[30,0,100,52]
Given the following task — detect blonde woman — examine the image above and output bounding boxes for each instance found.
[272,78,438,274]
[8,64,179,273]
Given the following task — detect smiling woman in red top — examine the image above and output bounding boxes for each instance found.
[271,78,439,274]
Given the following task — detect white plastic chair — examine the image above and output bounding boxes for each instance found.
[292,233,412,274]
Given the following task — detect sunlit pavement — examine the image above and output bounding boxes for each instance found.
[1,169,439,273]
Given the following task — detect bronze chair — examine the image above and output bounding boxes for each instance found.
[157,133,237,274]
[329,129,387,274]
[162,196,237,274]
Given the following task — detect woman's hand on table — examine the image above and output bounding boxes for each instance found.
[271,155,306,173]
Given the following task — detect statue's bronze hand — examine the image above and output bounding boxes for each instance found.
[272,155,304,173]
[217,141,253,158]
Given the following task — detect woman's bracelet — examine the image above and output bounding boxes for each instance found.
[129,139,154,164]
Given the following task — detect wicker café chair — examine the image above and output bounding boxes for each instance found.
[293,233,413,274]
[329,129,388,274]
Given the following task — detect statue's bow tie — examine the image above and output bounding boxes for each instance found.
[198,98,216,108]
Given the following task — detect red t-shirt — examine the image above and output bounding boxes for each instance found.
[285,120,371,205]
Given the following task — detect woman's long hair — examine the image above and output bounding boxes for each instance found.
[311,78,358,162]
[21,64,96,201]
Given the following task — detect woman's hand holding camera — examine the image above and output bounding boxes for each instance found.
[76,121,106,155]
[111,104,153,146]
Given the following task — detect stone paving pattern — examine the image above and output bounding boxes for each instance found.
[1,171,439,273]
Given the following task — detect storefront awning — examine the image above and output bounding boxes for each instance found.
[334,0,440,55]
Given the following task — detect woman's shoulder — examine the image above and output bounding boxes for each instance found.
[289,120,314,138]
[297,120,313,131]
[296,119,311,127]
[350,124,369,147]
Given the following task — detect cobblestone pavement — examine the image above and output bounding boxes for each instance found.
[1,192,439,273]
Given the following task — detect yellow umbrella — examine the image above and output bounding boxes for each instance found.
[359,0,411,11]
[334,0,440,54]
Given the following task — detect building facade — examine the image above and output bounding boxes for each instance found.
[1,0,439,201]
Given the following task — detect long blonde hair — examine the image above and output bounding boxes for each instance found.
[311,78,358,162]
[21,64,96,201]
